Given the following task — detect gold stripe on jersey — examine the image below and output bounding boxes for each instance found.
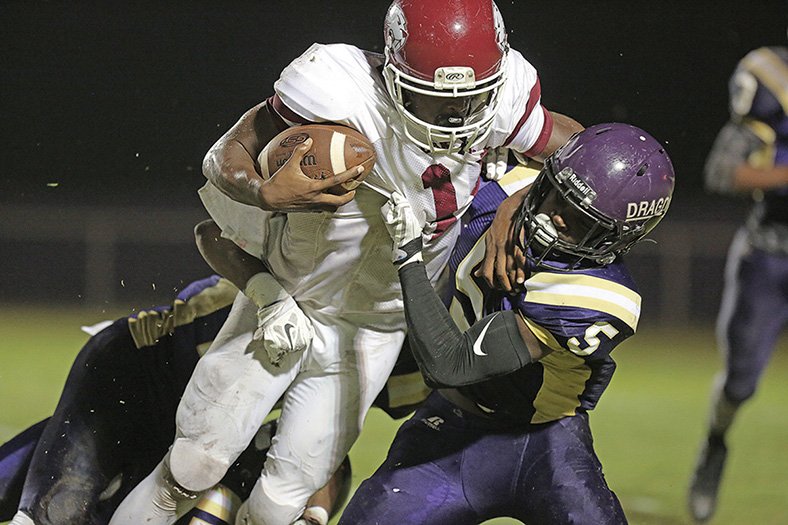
[448,298,472,331]
[745,118,778,169]
[498,163,540,197]
[128,278,238,349]
[524,272,641,331]
[452,235,487,324]
[741,48,788,114]
[385,371,432,409]
[531,349,592,424]
[521,316,564,353]
[196,341,213,357]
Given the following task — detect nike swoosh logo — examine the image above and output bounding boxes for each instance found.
[284,323,296,350]
[472,313,499,356]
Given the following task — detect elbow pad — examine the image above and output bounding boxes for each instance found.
[399,263,533,388]
[411,309,533,389]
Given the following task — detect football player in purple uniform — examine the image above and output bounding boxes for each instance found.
[688,46,788,523]
[340,123,675,525]
[0,275,425,525]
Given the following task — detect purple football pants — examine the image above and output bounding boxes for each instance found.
[717,230,788,403]
[340,391,626,525]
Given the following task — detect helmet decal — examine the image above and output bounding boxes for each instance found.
[492,3,507,51]
[384,3,408,55]
[625,196,672,221]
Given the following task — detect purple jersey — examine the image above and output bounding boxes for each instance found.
[447,174,641,424]
[731,46,788,227]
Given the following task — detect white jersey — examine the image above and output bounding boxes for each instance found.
[201,43,548,331]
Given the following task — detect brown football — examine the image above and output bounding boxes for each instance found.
[258,123,376,194]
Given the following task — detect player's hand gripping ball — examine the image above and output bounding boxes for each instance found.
[258,124,376,195]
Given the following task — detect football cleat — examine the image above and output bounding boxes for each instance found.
[688,434,728,522]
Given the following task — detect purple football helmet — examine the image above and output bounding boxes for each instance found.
[514,123,676,269]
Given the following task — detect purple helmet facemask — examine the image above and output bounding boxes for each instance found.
[514,123,676,270]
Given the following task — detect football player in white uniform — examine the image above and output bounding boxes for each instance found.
[110,1,581,524]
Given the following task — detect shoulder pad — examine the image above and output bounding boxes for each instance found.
[275,43,379,123]
[522,270,641,332]
[489,48,544,151]
[732,46,788,119]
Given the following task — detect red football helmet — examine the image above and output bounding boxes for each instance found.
[383,0,509,153]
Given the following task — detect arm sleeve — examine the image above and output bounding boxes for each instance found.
[399,262,533,388]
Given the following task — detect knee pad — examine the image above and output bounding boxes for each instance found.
[169,438,232,493]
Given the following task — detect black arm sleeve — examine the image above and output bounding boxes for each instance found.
[399,262,533,388]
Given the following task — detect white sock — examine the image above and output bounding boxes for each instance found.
[294,506,330,525]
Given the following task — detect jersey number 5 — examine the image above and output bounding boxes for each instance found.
[567,322,620,356]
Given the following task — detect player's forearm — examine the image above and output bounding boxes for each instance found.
[203,140,268,208]
[202,101,282,209]
[399,262,532,388]
[194,219,268,291]
[732,163,788,192]
[530,111,584,162]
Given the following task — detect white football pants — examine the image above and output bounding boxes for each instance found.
[110,291,403,525]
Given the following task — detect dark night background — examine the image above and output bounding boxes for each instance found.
[1,0,787,318]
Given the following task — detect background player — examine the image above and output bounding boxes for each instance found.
[688,45,788,522]
[0,275,425,525]
[110,1,582,524]
[340,123,675,524]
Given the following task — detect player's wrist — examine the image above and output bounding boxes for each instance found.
[393,237,424,269]
[396,251,424,270]
[244,272,289,308]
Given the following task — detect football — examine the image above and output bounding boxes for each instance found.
[258,124,376,194]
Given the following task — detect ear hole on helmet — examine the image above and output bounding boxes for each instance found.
[636,164,648,177]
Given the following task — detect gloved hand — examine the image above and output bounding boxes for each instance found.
[380,192,423,268]
[251,296,314,366]
[244,272,314,366]
[484,146,509,181]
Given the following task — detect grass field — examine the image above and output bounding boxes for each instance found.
[1,306,786,524]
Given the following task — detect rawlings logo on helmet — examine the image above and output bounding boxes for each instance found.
[384,3,408,54]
